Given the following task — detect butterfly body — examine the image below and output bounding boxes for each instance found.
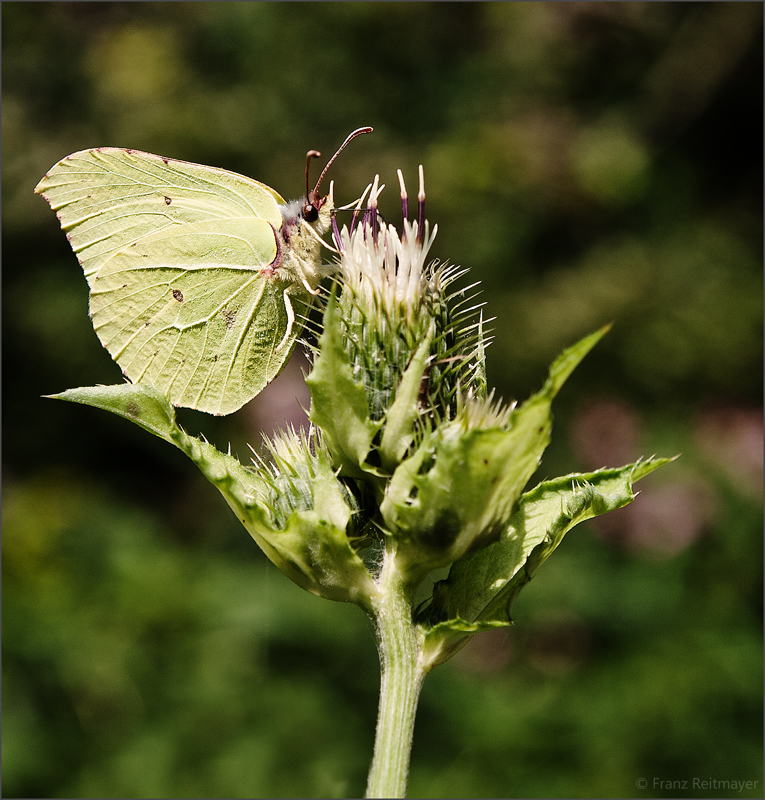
[36,147,332,415]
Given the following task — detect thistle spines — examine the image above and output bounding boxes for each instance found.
[246,426,359,535]
[330,169,489,430]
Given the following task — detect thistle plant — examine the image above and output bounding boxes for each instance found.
[50,166,672,798]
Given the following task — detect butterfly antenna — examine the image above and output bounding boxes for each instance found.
[309,126,373,203]
[305,149,322,201]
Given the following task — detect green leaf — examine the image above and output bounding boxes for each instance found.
[168,432,379,608]
[382,420,541,582]
[420,456,675,668]
[418,617,511,674]
[378,321,435,473]
[306,291,382,478]
[47,383,180,444]
[380,327,610,584]
[49,382,377,607]
[545,324,612,398]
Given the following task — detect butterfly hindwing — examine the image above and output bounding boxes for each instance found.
[89,217,311,415]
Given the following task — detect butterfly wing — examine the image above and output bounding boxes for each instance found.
[89,218,312,415]
[35,148,285,285]
[36,148,311,414]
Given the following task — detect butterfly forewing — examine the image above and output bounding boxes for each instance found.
[35,148,285,284]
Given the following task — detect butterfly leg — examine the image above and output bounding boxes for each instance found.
[277,289,295,352]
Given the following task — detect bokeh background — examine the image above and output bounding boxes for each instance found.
[3,3,762,798]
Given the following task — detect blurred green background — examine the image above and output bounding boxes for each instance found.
[3,3,762,798]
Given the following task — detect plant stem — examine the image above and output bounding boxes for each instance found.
[365,552,426,799]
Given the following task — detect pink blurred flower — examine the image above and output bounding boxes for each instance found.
[694,404,763,500]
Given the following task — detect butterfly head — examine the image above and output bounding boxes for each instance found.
[301,127,373,230]
[275,128,373,286]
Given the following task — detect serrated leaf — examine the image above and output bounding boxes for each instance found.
[382,420,543,581]
[545,324,611,398]
[164,426,377,607]
[47,383,179,444]
[306,291,381,478]
[50,381,376,606]
[381,328,610,584]
[420,617,510,673]
[420,456,674,667]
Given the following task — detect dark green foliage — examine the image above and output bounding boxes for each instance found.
[4,2,762,797]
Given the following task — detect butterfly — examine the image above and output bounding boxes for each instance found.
[35,127,372,415]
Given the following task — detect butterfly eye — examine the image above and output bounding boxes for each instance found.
[302,201,320,223]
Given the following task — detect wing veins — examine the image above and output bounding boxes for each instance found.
[97,153,270,217]
[214,279,271,403]
[103,271,262,379]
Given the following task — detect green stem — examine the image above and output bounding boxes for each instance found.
[365,551,426,799]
